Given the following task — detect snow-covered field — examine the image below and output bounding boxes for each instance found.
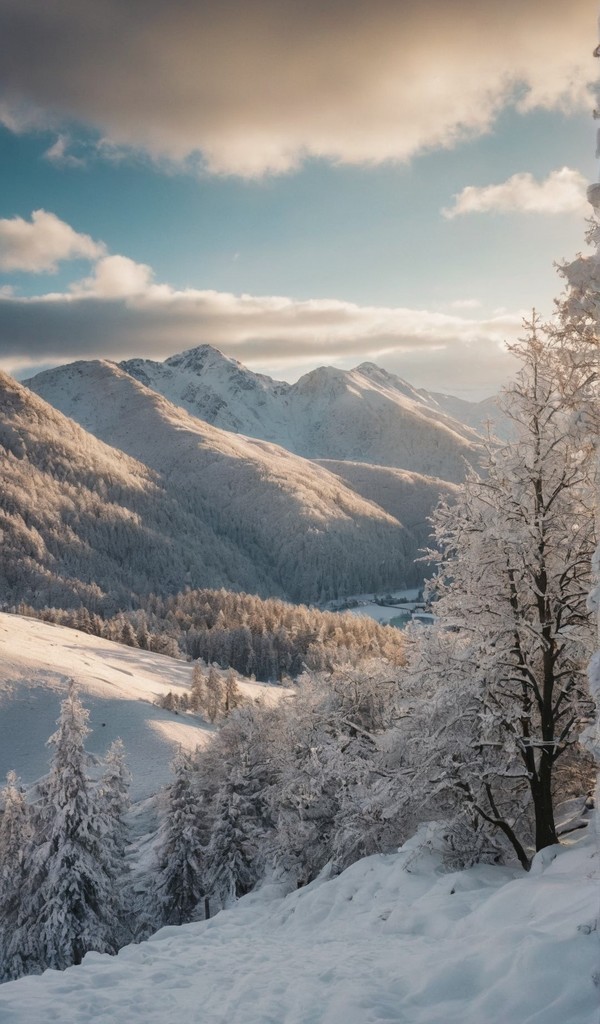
[1,827,597,1024]
[0,614,284,800]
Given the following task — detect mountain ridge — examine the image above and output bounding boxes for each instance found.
[117,345,484,481]
[18,364,425,602]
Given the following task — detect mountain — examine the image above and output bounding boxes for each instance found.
[420,388,512,440]
[22,363,420,601]
[0,371,275,609]
[121,347,482,482]
[122,346,290,438]
[316,461,460,551]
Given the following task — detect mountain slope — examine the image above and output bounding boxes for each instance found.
[317,461,460,551]
[1,827,596,1023]
[0,613,284,801]
[420,388,511,440]
[0,371,276,609]
[120,347,481,482]
[24,362,416,601]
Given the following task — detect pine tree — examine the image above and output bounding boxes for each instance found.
[0,772,33,981]
[98,738,131,864]
[155,750,206,926]
[224,669,243,715]
[190,662,207,713]
[205,767,262,909]
[205,666,225,723]
[25,684,126,970]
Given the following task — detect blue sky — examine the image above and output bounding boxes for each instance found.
[0,0,596,397]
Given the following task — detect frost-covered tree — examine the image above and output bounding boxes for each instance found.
[97,738,131,864]
[412,319,596,867]
[205,666,225,723]
[223,669,243,715]
[205,766,263,909]
[155,749,206,926]
[23,684,126,971]
[0,772,33,981]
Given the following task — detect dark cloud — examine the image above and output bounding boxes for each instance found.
[0,0,593,176]
[0,282,521,396]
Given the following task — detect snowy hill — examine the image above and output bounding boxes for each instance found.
[120,346,483,481]
[0,613,282,801]
[12,367,418,602]
[0,371,278,607]
[317,461,460,548]
[421,388,512,440]
[1,825,597,1023]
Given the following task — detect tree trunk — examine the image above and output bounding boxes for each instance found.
[530,754,558,851]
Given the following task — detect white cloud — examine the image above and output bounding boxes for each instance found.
[443,167,589,220]
[72,255,155,297]
[449,299,483,310]
[0,252,523,396]
[0,210,105,273]
[0,1,594,177]
[43,134,86,169]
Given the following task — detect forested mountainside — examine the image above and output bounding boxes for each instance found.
[2,371,420,607]
[119,346,482,481]
[0,372,272,609]
[316,461,460,549]
[24,587,405,681]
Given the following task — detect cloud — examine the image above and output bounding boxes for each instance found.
[449,299,483,310]
[43,134,86,168]
[0,210,105,273]
[0,253,522,396]
[72,255,155,297]
[443,167,589,219]
[0,1,594,177]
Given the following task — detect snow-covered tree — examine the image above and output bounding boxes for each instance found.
[223,669,243,715]
[205,766,263,909]
[97,738,131,864]
[0,772,33,981]
[205,666,225,723]
[155,749,206,926]
[23,684,126,970]
[411,319,596,867]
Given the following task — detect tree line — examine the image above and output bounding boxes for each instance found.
[13,589,405,681]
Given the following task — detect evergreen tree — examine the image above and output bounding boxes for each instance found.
[98,738,131,864]
[205,767,262,909]
[155,750,206,926]
[205,666,225,723]
[0,772,33,981]
[24,684,126,970]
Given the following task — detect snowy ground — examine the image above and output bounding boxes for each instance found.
[329,588,422,625]
[0,614,287,801]
[0,827,597,1024]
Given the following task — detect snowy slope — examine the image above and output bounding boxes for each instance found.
[0,371,276,606]
[1,827,597,1023]
[120,346,481,482]
[0,613,284,801]
[421,388,512,440]
[317,461,460,542]
[122,346,290,438]
[25,361,416,600]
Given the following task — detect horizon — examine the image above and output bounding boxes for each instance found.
[10,341,501,404]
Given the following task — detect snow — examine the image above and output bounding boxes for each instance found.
[46,347,483,483]
[0,827,597,1023]
[0,614,287,801]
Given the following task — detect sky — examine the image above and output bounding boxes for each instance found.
[0,0,597,398]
